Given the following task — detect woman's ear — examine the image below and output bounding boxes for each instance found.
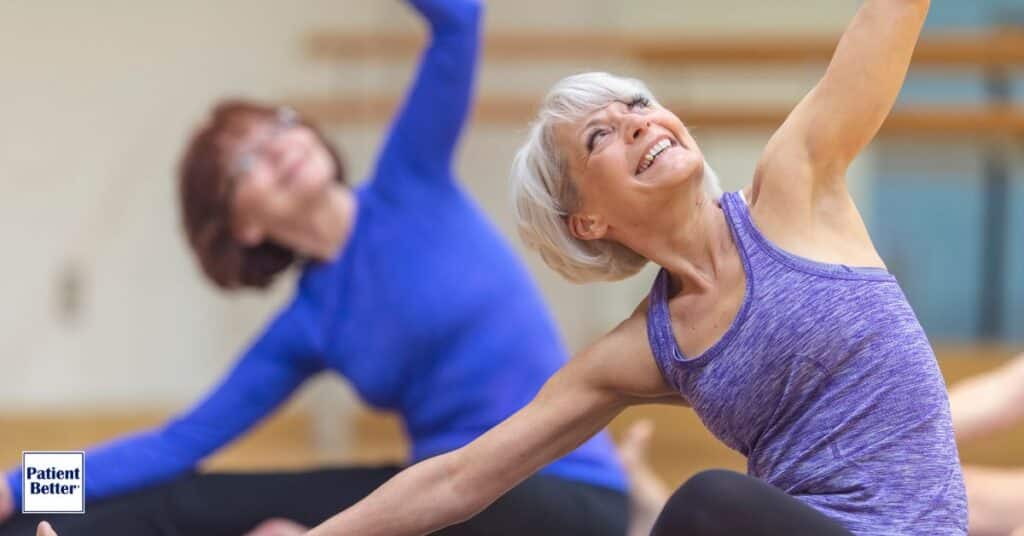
[234,221,265,246]
[568,212,608,241]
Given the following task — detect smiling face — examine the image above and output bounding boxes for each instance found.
[226,110,339,246]
[554,97,707,243]
[179,101,348,289]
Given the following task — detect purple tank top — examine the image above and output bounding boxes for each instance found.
[646,191,967,534]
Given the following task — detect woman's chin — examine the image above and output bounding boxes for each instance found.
[637,164,699,190]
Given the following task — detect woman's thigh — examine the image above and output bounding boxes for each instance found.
[651,469,851,536]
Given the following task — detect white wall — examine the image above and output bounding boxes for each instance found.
[0,1,863,413]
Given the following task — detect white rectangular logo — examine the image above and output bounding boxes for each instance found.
[22,452,85,514]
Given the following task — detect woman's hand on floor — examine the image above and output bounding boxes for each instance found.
[0,478,13,524]
[244,518,309,536]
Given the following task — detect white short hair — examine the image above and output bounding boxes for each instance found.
[510,72,723,283]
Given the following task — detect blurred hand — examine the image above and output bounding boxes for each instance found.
[0,478,13,525]
[617,419,672,536]
[36,521,58,536]
[244,518,309,536]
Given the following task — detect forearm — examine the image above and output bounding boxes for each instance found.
[1,426,197,508]
[7,364,309,505]
[950,355,1024,442]
[376,0,481,181]
[307,452,475,536]
[787,0,929,173]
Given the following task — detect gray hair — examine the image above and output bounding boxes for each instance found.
[510,72,723,283]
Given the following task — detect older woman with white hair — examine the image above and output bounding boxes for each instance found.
[305,0,966,534]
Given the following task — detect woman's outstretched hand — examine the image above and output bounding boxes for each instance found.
[0,478,13,525]
[245,518,309,536]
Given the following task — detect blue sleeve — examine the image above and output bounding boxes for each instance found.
[4,298,324,507]
[372,0,482,189]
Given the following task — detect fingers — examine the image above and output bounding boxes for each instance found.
[243,518,310,536]
[37,521,58,536]
[0,480,13,524]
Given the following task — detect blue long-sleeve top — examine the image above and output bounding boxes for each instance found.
[5,0,627,507]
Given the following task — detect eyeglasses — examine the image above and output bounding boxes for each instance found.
[227,106,299,184]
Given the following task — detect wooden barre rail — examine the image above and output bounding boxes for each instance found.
[291,96,1024,135]
[307,29,1024,67]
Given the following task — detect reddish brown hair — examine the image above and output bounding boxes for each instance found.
[178,100,346,289]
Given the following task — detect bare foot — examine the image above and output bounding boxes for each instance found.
[244,518,309,536]
[617,419,671,536]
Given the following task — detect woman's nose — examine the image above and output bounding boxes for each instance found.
[626,116,650,143]
[263,137,291,165]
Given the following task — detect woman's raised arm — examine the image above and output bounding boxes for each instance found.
[373,0,482,186]
[757,0,930,195]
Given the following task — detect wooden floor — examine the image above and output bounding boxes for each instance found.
[1,345,1021,491]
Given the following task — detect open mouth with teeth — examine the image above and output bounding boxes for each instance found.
[636,138,676,175]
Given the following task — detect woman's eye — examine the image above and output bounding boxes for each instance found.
[587,130,607,152]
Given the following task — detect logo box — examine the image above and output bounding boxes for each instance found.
[22,451,85,514]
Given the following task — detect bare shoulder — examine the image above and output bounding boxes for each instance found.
[574,296,683,403]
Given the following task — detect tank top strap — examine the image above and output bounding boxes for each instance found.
[717,190,759,262]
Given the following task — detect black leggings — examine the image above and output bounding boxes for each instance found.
[0,466,628,536]
[651,470,853,536]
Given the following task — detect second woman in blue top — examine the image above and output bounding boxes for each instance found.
[0,1,629,534]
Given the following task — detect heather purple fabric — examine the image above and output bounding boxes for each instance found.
[646,191,967,534]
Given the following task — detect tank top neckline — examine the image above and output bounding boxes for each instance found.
[648,190,895,371]
[648,192,756,368]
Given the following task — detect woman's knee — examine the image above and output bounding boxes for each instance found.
[674,470,747,505]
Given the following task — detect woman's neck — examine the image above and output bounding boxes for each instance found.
[629,194,740,295]
[269,184,358,262]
